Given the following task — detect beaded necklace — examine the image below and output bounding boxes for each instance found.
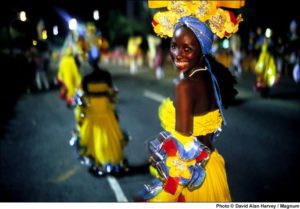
[188,67,207,77]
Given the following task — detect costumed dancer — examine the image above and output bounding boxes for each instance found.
[254,37,278,97]
[137,0,243,202]
[57,47,82,107]
[70,59,129,176]
[147,34,161,69]
[127,36,143,74]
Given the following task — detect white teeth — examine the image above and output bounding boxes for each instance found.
[175,62,188,65]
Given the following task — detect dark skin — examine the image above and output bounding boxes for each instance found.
[170,26,217,150]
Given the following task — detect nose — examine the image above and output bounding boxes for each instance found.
[173,48,182,59]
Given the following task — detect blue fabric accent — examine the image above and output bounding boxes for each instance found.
[139,179,164,200]
[173,138,202,160]
[188,164,206,190]
[205,58,227,125]
[175,16,214,55]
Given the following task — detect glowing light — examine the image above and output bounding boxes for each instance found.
[68,18,77,30]
[222,39,229,49]
[265,28,272,38]
[32,40,37,46]
[53,25,58,36]
[93,10,100,21]
[89,46,100,60]
[19,11,27,22]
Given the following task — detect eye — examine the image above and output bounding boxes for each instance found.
[184,47,192,52]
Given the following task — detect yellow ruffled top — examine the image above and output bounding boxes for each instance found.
[159,98,222,148]
[87,83,112,93]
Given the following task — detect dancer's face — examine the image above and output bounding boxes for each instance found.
[170,26,202,73]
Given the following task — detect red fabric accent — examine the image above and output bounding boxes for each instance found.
[59,88,67,99]
[164,177,180,195]
[162,139,177,156]
[66,97,74,106]
[178,194,186,202]
[196,150,208,163]
[152,19,158,27]
[56,76,65,86]
[225,31,231,37]
[228,11,238,25]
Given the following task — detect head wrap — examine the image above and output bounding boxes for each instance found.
[175,16,214,55]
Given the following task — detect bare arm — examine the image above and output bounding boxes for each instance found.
[175,80,193,136]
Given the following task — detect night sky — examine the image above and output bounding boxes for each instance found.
[1,0,299,47]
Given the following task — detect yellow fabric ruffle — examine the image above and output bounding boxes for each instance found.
[87,83,111,93]
[159,98,222,147]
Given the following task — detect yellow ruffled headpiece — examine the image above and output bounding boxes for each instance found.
[148,0,245,39]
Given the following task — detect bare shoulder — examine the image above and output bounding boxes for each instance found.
[176,77,206,91]
[175,78,192,93]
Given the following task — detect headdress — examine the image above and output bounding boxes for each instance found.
[148,0,245,39]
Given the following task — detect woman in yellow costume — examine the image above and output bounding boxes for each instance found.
[254,38,278,97]
[137,0,243,202]
[72,60,129,176]
[127,36,143,74]
[57,47,82,107]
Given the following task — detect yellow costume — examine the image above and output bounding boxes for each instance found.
[74,83,126,173]
[57,52,81,105]
[127,36,143,74]
[255,42,277,87]
[140,99,231,202]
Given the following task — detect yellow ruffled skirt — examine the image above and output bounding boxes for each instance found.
[181,150,231,202]
[148,150,231,202]
[79,98,124,165]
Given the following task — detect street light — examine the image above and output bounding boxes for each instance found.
[68,18,77,31]
[10,11,27,37]
[68,18,78,46]
[8,11,28,55]
[19,11,27,22]
[93,10,100,21]
[53,25,58,36]
[265,28,272,38]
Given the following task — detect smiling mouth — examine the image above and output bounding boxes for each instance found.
[175,61,189,68]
